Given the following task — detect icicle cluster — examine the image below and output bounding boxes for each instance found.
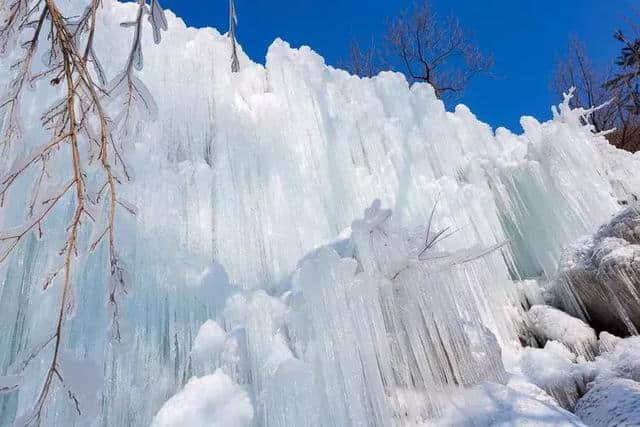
[160,201,516,427]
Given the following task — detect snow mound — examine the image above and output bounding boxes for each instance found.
[527,305,597,360]
[575,378,640,427]
[151,370,253,427]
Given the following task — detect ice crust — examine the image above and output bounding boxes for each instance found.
[1,0,640,426]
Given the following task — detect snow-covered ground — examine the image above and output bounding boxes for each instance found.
[1,0,640,426]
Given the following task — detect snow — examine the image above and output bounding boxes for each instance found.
[512,334,640,426]
[1,0,640,426]
[544,340,577,363]
[574,378,640,427]
[519,346,590,410]
[150,370,254,427]
[592,336,640,383]
[437,381,585,426]
[516,280,547,310]
[191,320,227,364]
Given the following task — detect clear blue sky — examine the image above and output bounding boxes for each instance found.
[161,0,633,132]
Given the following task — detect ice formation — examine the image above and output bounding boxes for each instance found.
[1,0,640,426]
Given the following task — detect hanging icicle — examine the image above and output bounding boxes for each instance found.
[229,0,239,73]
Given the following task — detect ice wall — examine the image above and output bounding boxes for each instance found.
[1,0,640,426]
[172,202,517,427]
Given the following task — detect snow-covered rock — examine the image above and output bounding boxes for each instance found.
[526,305,597,360]
[571,337,640,425]
[552,205,640,336]
[544,340,578,363]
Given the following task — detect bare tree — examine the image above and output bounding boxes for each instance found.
[229,0,239,72]
[605,30,640,114]
[553,37,640,152]
[553,37,622,133]
[341,39,381,78]
[385,1,493,100]
[0,0,166,423]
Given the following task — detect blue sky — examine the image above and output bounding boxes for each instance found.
[161,0,633,132]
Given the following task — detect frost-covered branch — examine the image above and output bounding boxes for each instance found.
[0,0,167,423]
[0,0,48,152]
[353,200,507,281]
[111,0,164,136]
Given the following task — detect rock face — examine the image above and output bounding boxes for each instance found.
[551,205,640,336]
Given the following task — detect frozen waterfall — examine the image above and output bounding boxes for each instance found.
[1,1,639,426]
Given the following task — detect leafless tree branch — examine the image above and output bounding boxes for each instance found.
[553,36,640,152]
[0,0,166,423]
[385,2,493,100]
